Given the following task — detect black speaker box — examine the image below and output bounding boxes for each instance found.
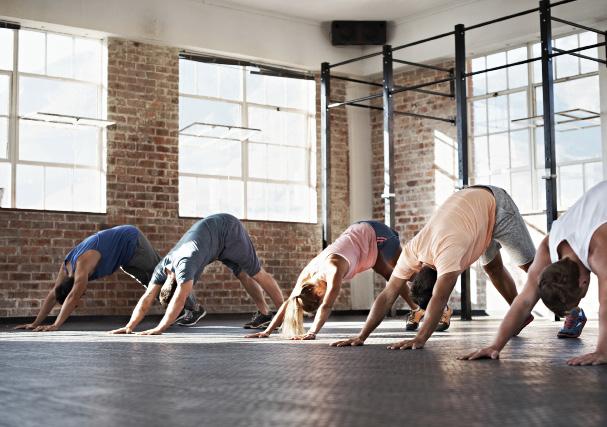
[331,21,387,46]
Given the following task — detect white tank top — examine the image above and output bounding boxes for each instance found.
[549,180,607,270]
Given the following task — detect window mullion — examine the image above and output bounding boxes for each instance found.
[9,28,19,208]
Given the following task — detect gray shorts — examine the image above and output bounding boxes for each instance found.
[219,218,261,278]
[121,230,162,287]
[473,185,536,267]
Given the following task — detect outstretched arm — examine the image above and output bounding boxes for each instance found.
[459,237,550,361]
[139,280,194,335]
[109,284,161,334]
[15,264,65,330]
[331,274,407,347]
[291,256,347,340]
[388,270,460,350]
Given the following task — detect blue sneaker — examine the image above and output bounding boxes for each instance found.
[557,307,587,338]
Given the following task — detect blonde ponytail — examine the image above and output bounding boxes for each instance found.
[281,296,305,338]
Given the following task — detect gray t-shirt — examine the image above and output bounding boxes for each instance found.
[151,213,261,286]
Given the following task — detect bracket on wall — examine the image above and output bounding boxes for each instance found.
[179,122,261,141]
[21,112,116,129]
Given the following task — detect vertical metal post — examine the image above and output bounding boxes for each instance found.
[320,62,331,248]
[539,0,558,232]
[454,24,472,321]
[382,45,396,229]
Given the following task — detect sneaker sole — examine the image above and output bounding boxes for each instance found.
[244,320,271,330]
[557,318,587,339]
[177,310,207,327]
[405,324,419,331]
[435,324,450,332]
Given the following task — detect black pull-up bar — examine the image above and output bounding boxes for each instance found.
[551,16,605,35]
[390,76,454,96]
[346,102,455,124]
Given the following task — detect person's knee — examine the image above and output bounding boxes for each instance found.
[483,254,505,276]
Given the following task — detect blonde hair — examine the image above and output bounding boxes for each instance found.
[281,281,325,338]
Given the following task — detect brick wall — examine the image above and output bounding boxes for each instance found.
[0,38,353,318]
[370,62,486,310]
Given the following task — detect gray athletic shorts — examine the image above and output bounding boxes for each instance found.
[219,218,262,277]
[472,185,536,267]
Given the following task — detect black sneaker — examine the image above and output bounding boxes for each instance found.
[177,306,207,327]
[243,311,273,329]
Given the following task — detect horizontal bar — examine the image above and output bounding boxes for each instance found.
[552,47,607,65]
[328,51,383,69]
[0,20,20,30]
[392,59,451,73]
[347,102,455,124]
[392,30,455,52]
[466,0,576,31]
[407,87,454,98]
[550,42,606,59]
[551,16,604,35]
[390,76,454,96]
[331,75,382,87]
[465,56,542,77]
[328,92,383,108]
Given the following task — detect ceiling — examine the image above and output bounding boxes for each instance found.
[205,0,480,23]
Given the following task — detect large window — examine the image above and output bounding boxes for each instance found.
[469,31,603,215]
[0,28,106,212]
[179,59,317,222]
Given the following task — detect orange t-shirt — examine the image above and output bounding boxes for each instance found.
[392,188,496,279]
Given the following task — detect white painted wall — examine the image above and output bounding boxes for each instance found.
[345,82,375,309]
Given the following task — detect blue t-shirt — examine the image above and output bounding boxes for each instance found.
[64,225,139,281]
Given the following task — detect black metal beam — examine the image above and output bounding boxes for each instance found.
[392,31,455,52]
[382,45,396,230]
[0,20,20,30]
[549,42,606,59]
[392,58,452,73]
[552,47,607,65]
[328,93,383,109]
[331,75,383,87]
[328,51,383,69]
[539,0,558,233]
[454,23,472,322]
[345,102,455,123]
[390,76,454,96]
[320,62,331,248]
[551,16,604,35]
[393,85,454,98]
[465,56,542,77]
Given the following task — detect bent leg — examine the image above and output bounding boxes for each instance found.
[483,251,518,305]
[238,271,271,315]
[251,269,284,309]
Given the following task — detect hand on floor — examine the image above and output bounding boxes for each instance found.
[137,329,163,335]
[245,331,270,338]
[567,351,607,366]
[14,323,37,330]
[457,346,500,361]
[387,338,425,350]
[33,324,59,332]
[330,336,364,347]
[290,332,316,340]
[108,326,133,334]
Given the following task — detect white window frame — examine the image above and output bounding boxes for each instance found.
[0,27,107,212]
[178,59,317,222]
[468,30,602,214]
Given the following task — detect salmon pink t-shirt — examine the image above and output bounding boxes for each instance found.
[392,188,496,279]
[303,222,378,281]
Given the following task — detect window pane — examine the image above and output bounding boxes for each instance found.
[487,95,508,133]
[178,175,197,217]
[489,172,510,193]
[0,162,11,207]
[489,133,509,171]
[247,181,289,221]
[19,120,99,166]
[285,78,312,110]
[511,171,532,213]
[74,37,102,82]
[248,143,306,182]
[19,76,100,117]
[510,130,530,169]
[179,59,196,95]
[486,52,507,93]
[218,65,242,101]
[73,168,102,212]
[248,107,308,147]
[179,96,240,129]
[0,117,8,159]
[559,164,583,209]
[579,32,598,74]
[472,99,487,136]
[182,177,243,218]
[47,33,73,78]
[507,47,528,89]
[16,164,44,209]
[555,34,579,79]
[196,62,219,97]
[179,136,241,176]
[555,126,602,163]
[44,166,73,211]
[473,136,489,176]
[535,76,600,117]
[584,162,603,191]
[471,57,486,96]
[508,91,527,129]
[19,30,46,74]
[532,43,542,83]
[246,71,265,104]
[0,74,9,116]
[0,28,14,71]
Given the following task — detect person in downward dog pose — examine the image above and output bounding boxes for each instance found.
[14,225,203,331]
[460,181,607,366]
[332,185,536,350]
[246,220,422,340]
[110,213,283,335]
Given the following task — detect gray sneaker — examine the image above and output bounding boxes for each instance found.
[177,307,207,327]
[243,311,273,329]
